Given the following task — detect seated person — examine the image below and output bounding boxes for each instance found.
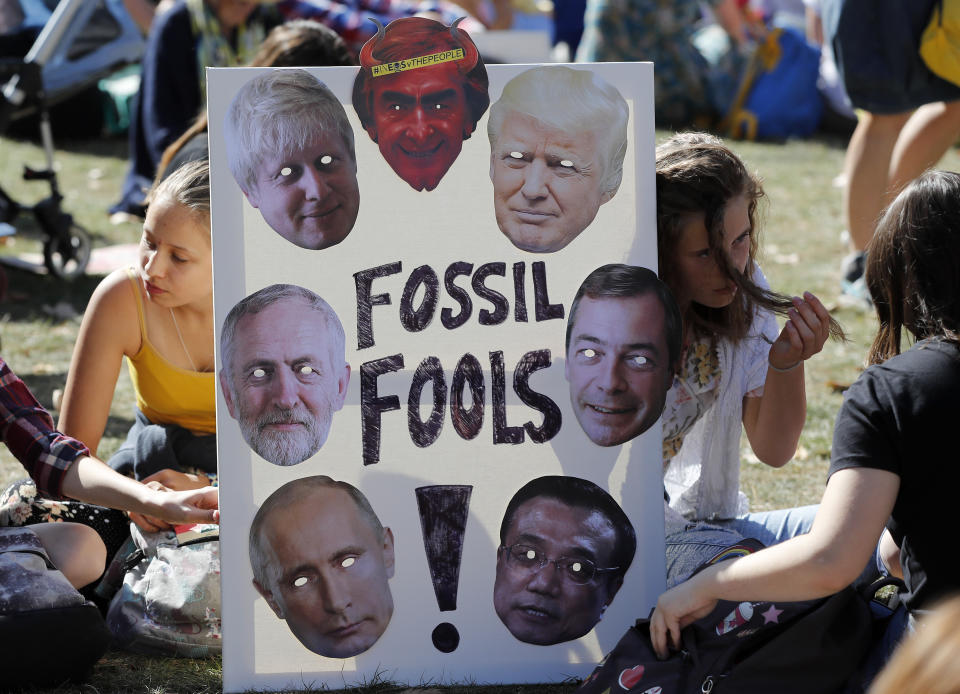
[651,171,960,685]
[2,160,219,570]
[111,0,279,217]
[0,356,217,589]
[656,133,837,546]
[275,0,492,56]
[868,594,960,694]
[156,18,358,184]
[576,0,749,127]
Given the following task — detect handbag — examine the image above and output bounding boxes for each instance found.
[920,0,960,87]
[105,523,221,657]
[578,588,872,694]
[577,539,875,694]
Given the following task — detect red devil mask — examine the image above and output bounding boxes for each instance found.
[354,17,487,191]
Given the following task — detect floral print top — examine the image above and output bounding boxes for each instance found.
[662,336,721,466]
[662,333,767,468]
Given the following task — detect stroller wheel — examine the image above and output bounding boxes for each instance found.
[43,223,92,280]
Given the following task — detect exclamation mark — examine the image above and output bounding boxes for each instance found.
[415,484,472,653]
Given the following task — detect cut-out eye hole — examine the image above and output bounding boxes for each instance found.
[280,167,293,177]
[299,365,313,375]
[434,103,442,110]
[630,355,650,367]
[570,561,583,573]
[341,557,356,568]
[524,548,537,560]
[293,576,308,588]
[320,155,333,165]
[560,159,574,168]
[582,348,597,359]
[253,368,266,378]
[509,151,523,160]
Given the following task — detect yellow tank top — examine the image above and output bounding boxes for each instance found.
[124,268,216,435]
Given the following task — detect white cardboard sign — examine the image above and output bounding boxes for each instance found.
[207,58,660,692]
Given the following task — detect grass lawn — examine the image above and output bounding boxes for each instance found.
[1,124,958,693]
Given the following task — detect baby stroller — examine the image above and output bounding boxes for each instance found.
[0,0,144,279]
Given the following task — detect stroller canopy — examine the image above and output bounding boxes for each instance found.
[1,0,143,116]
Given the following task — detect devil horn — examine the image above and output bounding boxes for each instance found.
[359,17,387,67]
[449,17,479,73]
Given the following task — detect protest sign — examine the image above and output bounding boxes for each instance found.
[208,41,657,691]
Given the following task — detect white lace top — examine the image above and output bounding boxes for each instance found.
[662,265,779,521]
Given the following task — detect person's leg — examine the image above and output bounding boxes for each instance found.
[1,477,131,571]
[664,523,745,588]
[722,505,885,588]
[175,432,218,482]
[887,100,960,199]
[105,409,149,477]
[108,409,182,481]
[718,504,819,546]
[843,110,912,253]
[30,522,106,589]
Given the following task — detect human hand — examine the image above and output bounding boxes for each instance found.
[130,480,219,531]
[768,291,831,371]
[649,578,719,659]
[129,480,176,532]
[151,485,220,525]
[140,468,210,492]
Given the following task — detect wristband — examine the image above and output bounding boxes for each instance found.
[768,359,801,373]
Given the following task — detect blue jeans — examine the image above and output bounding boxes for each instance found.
[724,505,883,588]
[108,409,216,481]
[714,504,819,546]
[665,505,823,590]
[664,522,745,588]
[665,505,818,588]
[678,505,882,589]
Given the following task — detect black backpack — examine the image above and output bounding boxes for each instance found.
[578,543,875,694]
[0,526,111,688]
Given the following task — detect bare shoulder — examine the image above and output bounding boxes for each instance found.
[88,268,138,312]
[82,268,142,353]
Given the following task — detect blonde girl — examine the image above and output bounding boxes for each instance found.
[59,159,215,534]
